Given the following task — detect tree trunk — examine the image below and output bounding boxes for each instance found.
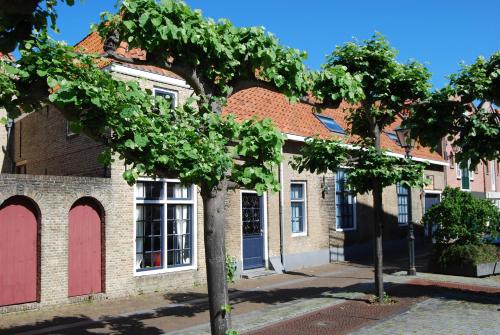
[372,180,385,303]
[373,122,385,303]
[201,180,229,335]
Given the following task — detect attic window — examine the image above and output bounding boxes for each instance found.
[315,115,345,134]
[386,132,398,143]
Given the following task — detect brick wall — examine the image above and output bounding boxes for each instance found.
[0,174,112,313]
[13,105,107,177]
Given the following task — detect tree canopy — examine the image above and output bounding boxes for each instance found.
[293,34,431,193]
[407,51,500,167]
[0,0,75,53]
[0,1,363,333]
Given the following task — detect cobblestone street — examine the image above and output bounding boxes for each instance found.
[353,291,500,335]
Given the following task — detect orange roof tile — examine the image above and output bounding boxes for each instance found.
[75,31,182,80]
[224,87,444,163]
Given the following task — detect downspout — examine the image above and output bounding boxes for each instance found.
[279,148,286,272]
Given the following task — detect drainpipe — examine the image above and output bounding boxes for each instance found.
[279,151,286,272]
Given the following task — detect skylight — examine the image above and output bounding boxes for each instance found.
[386,132,399,143]
[315,115,345,134]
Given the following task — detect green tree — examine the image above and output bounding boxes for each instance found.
[407,51,500,167]
[293,34,430,303]
[0,0,360,333]
[0,0,75,53]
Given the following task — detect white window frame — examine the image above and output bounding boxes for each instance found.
[290,182,308,237]
[133,177,197,276]
[335,169,357,232]
[153,87,178,109]
[396,183,410,227]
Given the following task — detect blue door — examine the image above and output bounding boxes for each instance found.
[242,193,265,270]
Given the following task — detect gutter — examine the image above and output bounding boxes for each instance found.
[284,133,449,167]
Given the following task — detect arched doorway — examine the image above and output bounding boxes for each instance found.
[0,196,39,307]
[68,198,104,297]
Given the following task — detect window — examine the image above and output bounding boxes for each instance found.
[154,88,177,109]
[397,183,410,226]
[290,183,307,235]
[459,161,472,190]
[386,132,399,143]
[315,114,345,134]
[336,169,355,230]
[135,180,195,273]
[66,120,77,138]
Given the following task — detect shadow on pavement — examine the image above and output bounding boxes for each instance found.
[2,273,499,334]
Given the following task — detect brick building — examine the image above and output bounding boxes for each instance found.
[442,136,500,207]
[0,32,451,312]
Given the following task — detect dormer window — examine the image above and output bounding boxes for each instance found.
[315,114,345,134]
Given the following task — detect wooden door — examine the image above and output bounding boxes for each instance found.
[68,201,102,297]
[242,193,264,270]
[0,198,38,306]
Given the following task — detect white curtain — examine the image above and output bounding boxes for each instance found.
[174,185,190,264]
[174,183,188,198]
[175,205,189,264]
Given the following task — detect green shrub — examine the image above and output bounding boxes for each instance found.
[432,243,498,267]
[423,187,500,245]
[225,254,237,284]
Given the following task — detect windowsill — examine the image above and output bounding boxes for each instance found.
[134,264,197,277]
[291,232,307,237]
[335,227,356,232]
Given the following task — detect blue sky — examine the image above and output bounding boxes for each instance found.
[50,0,499,88]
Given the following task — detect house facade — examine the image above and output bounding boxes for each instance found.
[442,138,500,208]
[0,32,449,312]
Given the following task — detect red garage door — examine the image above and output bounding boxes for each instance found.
[0,197,38,307]
[68,200,102,297]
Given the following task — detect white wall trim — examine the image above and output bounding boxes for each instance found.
[284,133,448,167]
[110,63,191,89]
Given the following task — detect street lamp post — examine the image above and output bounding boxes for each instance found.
[394,125,417,276]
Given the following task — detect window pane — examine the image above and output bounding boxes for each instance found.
[167,204,193,267]
[167,183,191,200]
[291,202,304,233]
[397,183,410,225]
[336,169,354,229]
[136,181,163,200]
[136,204,162,270]
[291,184,304,200]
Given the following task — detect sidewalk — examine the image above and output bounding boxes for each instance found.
[1,257,499,335]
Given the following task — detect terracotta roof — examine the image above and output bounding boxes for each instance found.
[74,31,182,80]
[74,32,443,163]
[223,87,444,163]
[0,52,15,61]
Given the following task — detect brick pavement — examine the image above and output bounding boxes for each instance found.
[1,258,500,335]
